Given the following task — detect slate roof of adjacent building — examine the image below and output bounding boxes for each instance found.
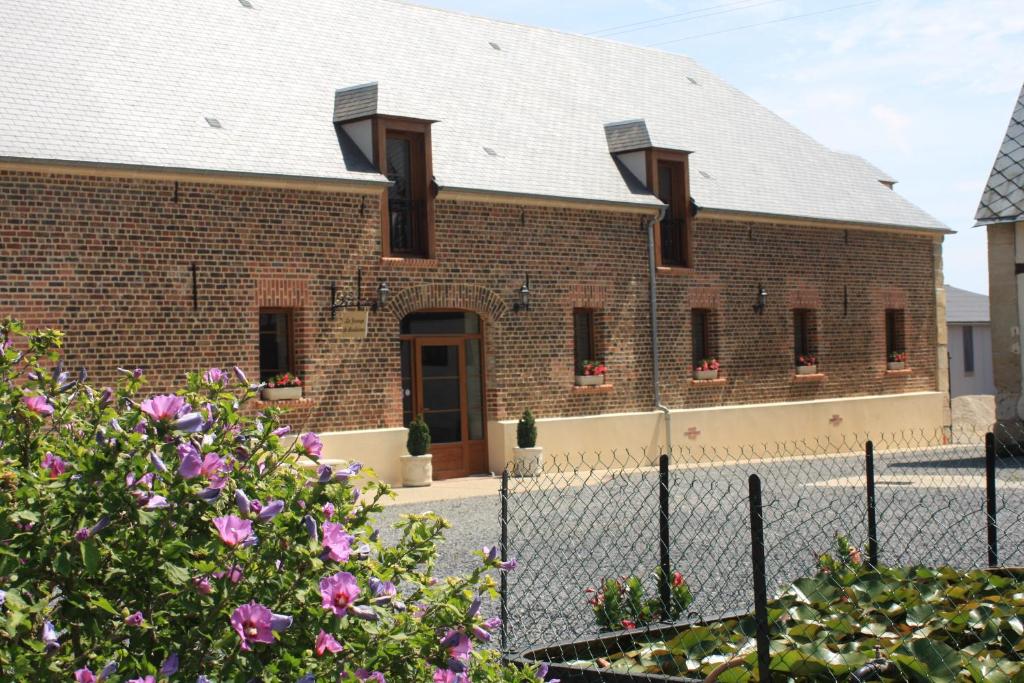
[0,0,946,231]
[945,286,990,324]
[977,83,1024,226]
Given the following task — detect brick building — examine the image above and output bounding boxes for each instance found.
[977,82,1024,439]
[1,0,949,483]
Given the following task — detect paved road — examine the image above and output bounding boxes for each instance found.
[378,441,1024,653]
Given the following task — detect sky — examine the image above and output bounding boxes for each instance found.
[422,0,1023,295]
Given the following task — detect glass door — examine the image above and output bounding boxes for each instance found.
[417,341,463,444]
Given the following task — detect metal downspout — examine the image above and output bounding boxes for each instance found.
[1016,225,1024,423]
[646,213,672,457]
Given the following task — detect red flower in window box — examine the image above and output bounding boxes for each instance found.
[887,351,907,371]
[576,360,607,386]
[266,373,302,389]
[693,358,720,380]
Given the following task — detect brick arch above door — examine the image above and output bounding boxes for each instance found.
[386,284,510,322]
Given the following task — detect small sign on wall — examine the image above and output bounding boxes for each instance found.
[335,310,369,339]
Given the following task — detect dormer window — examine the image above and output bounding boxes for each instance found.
[385,129,428,256]
[654,156,690,267]
[603,120,693,270]
[333,83,436,260]
[375,118,435,259]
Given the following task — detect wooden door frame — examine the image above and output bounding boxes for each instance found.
[399,311,488,477]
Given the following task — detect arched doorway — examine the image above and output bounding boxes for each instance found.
[400,311,487,479]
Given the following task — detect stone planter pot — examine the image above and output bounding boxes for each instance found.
[575,374,605,387]
[693,369,719,381]
[796,365,818,375]
[400,454,432,487]
[887,361,906,371]
[512,446,544,477]
[261,386,302,401]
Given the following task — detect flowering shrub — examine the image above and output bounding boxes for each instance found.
[265,372,303,388]
[797,354,817,367]
[0,320,554,682]
[578,361,607,377]
[585,569,693,631]
[693,359,720,373]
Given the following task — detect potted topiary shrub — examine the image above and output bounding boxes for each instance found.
[575,360,607,386]
[693,358,720,381]
[512,409,543,477]
[401,414,433,487]
[888,351,907,371]
[796,354,818,375]
[261,372,303,401]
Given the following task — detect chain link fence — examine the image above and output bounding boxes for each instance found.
[500,425,1024,681]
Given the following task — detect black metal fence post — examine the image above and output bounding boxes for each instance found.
[658,453,671,615]
[500,469,509,651]
[865,440,878,567]
[986,432,998,567]
[749,474,771,683]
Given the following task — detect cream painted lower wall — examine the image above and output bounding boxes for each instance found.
[320,393,947,486]
[487,392,948,473]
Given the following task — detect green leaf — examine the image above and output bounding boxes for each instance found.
[894,638,962,683]
[80,540,100,575]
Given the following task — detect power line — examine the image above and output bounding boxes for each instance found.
[597,0,787,39]
[647,0,880,46]
[585,0,781,37]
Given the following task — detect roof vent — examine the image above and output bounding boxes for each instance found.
[205,117,222,129]
[687,77,699,85]
[489,42,501,51]
[483,146,498,157]
[238,0,254,7]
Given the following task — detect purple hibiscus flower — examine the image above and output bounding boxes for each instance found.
[40,452,65,479]
[213,515,252,546]
[319,571,360,616]
[230,602,275,651]
[300,432,323,459]
[23,394,54,417]
[124,611,144,627]
[74,668,96,683]
[140,394,185,422]
[434,670,469,683]
[322,522,354,562]
[315,629,343,656]
[203,367,227,385]
[178,443,202,479]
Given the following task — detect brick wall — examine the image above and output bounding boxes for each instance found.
[0,169,938,433]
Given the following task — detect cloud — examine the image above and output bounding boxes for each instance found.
[869,104,912,152]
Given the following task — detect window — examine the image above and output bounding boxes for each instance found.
[963,325,975,374]
[259,309,293,381]
[691,309,712,366]
[793,309,817,364]
[885,309,905,358]
[385,131,428,257]
[573,309,596,373]
[659,160,692,266]
[374,117,434,259]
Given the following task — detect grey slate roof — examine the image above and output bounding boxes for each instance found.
[0,0,946,230]
[604,120,654,154]
[945,286,990,324]
[334,83,382,123]
[976,83,1024,225]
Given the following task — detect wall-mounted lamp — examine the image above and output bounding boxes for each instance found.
[330,268,390,318]
[513,273,531,312]
[753,285,767,314]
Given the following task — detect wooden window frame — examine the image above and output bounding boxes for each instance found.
[793,308,817,365]
[258,308,295,381]
[373,116,435,259]
[573,308,597,373]
[885,308,906,357]
[691,308,713,366]
[646,149,693,269]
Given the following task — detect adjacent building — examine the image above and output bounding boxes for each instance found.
[977,83,1024,439]
[945,286,994,397]
[0,0,950,482]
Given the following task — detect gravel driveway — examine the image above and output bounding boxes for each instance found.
[377,439,1024,653]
